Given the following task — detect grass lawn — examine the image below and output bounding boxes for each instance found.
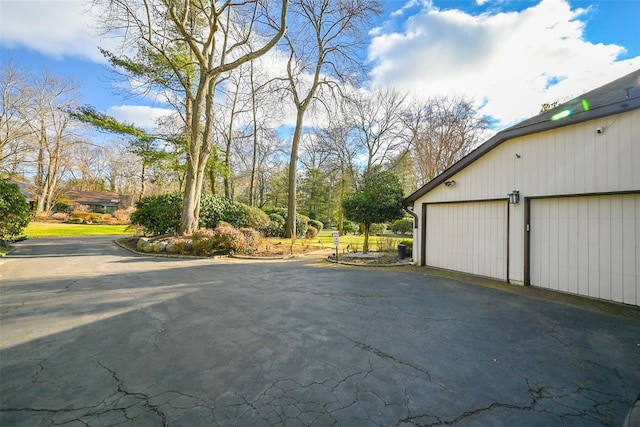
[19,223,411,253]
[24,221,135,238]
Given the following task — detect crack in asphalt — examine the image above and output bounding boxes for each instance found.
[395,375,631,426]
[2,359,634,426]
[352,340,435,383]
[98,362,170,426]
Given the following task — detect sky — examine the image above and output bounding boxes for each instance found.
[1,0,639,132]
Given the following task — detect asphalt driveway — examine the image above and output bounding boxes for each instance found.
[1,237,639,426]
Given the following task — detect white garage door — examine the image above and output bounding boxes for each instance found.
[425,201,508,280]
[530,194,640,305]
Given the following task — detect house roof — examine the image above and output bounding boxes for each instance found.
[65,190,121,206]
[10,180,36,202]
[402,68,640,207]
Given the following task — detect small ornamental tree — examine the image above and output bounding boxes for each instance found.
[342,166,404,253]
[0,177,31,245]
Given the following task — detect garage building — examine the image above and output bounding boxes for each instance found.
[403,69,640,306]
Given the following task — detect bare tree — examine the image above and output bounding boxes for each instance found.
[313,104,359,234]
[22,71,83,213]
[405,96,489,186]
[96,0,289,234]
[345,86,409,172]
[282,0,382,238]
[66,143,110,191]
[0,60,35,176]
[213,69,252,198]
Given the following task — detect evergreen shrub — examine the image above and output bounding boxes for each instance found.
[391,218,413,235]
[370,223,387,236]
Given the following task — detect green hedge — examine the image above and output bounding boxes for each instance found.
[132,192,269,235]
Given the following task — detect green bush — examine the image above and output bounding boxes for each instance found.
[0,177,31,243]
[342,220,360,235]
[263,208,309,238]
[245,207,270,231]
[223,202,249,228]
[391,218,413,235]
[264,213,285,237]
[200,194,265,230]
[199,194,234,229]
[131,192,183,235]
[132,192,264,235]
[370,223,387,236]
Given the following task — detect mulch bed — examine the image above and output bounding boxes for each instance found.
[117,236,318,258]
[118,236,411,265]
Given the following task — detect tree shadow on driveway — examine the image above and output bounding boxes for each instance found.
[1,238,639,426]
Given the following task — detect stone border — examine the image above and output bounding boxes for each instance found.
[114,238,220,260]
[230,254,298,260]
[115,238,332,261]
[325,256,415,267]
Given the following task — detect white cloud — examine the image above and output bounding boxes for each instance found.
[0,0,112,62]
[369,0,640,128]
[106,105,174,130]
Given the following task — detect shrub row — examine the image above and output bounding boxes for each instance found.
[136,222,261,256]
[131,192,270,235]
[71,211,118,224]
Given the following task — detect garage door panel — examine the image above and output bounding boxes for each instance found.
[531,194,640,305]
[426,201,507,281]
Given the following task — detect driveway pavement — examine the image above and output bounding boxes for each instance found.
[1,236,639,426]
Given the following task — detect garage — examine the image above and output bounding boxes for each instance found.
[425,200,508,280]
[404,70,640,306]
[529,194,639,305]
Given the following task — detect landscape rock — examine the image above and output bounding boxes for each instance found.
[136,237,150,251]
[165,242,179,254]
[152,242,167,253]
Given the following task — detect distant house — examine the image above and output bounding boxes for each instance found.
[64,190,132,214]
[403,69,640,306]
[10,180,36,212]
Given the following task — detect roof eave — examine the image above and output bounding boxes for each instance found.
[402,96,640,207]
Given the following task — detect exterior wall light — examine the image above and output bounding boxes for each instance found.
[508,190,520,204]
[444,180,456,187]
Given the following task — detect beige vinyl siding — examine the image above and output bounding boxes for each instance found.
[425,201,508,280]
[416,109,639,203]
[530,195,639,305]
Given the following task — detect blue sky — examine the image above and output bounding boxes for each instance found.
[1,0,639,130]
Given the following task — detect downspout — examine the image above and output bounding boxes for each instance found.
[404,204,419,263]
[403,204,418,228]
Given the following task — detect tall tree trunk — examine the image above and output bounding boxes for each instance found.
[223,88,239,199]
[338,169,346,235]
[209,166,216,194]
[248,60,258,207]
[139,162,146,201]
[286,108,306,238]
[180,76,215,235]
[363,224,370,254]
